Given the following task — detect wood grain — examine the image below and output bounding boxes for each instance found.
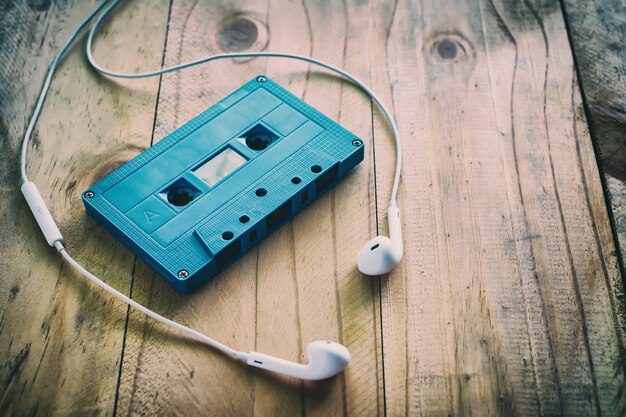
[561,0,626,280]
[371,0,626,415]
[1,0,624,416]
[0,0,169,415]
[561,0,626,182]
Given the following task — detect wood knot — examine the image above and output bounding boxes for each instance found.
[9,285,20,302]
[436,40,458,60]
[217,15,269,53]
[426,32,474,65]
[92,159,129,184]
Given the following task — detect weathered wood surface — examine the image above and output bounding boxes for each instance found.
[372,1,626,415]
[0,1,169,415]
[1,0,625,416]
[561,0,626,277]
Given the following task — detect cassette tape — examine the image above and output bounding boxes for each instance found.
[83,76,364,293]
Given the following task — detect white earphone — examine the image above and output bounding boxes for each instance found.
[247,341,351,381]
[357,203,403,276]
[19,0,402,381]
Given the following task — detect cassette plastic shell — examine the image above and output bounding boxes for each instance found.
[83,76,364,293]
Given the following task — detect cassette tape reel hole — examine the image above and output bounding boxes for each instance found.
[242,124,279,151]
[255,188,267,197]
[165,178,201,207]
[291,177,302,184]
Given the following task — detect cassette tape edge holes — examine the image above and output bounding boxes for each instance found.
[19,0,403,382]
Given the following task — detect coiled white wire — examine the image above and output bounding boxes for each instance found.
[19,0,402,360]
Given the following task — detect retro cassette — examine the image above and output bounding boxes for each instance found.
[83,76,364,293]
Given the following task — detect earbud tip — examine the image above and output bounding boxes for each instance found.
[357,237,398,276]
[313,340,351,364]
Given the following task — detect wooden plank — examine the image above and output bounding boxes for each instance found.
[115,1,383,416]
[561,0,626,182]
[3,0,625,416]
[561,0,626,280]
[0,1,169,415]
[370,0,626,415]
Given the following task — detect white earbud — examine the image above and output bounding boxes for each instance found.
[357,203,403,276]
[246,340,351,380]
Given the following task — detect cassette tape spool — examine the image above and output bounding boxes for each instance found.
[83,76,364,293]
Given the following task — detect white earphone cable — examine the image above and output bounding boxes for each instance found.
[54,241,246,359]
[19,0,401,361]
[19,0,110,184]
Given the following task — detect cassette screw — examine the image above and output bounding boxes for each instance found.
[256,76,267,83]
[84,191,95,199]
[178,270,189,279]
[352,140,362,147]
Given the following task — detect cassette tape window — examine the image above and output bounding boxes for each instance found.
[194,147,247,187]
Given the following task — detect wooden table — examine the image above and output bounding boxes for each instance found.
[2,0,625,415]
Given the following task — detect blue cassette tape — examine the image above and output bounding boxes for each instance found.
[83,76,364,293]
